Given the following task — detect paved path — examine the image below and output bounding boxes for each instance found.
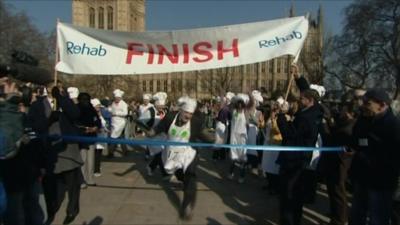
[52,147,332,225]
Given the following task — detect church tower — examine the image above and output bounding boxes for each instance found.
[72,0,145,32]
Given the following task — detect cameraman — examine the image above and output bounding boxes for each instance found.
[1,77,46,225]
[28,82,83,225]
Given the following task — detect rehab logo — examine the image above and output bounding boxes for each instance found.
[66,41,107,56]
[258,31,303,48]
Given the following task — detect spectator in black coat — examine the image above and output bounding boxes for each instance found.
[276,81,322,225]
[28,84,82,225]
[349,89,400,225]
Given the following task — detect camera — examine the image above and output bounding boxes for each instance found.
[0,50,52,85]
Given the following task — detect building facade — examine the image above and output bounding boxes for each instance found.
[70,0,323,100]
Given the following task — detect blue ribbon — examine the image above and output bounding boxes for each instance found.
[48,135,344,152]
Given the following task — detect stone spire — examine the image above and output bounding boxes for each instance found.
[289,2,295,17]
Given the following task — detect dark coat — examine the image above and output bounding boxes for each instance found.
[276,104,323,169]
[350,109,400,190]
[28,96,83,174]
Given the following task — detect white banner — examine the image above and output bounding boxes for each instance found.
[56,16,308,75]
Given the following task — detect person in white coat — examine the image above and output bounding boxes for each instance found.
[228,93,254,183]
[145,96,214,220]
[212,92,234,161]
[138,93,156,160]
[246,90,264,173]
[146,92,168,177]
[107,89,128,158]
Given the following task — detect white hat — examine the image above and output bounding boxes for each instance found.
[225,92,235,101]
[235,93,250,104]
[178,96,197,113]
[113,89,124,98]
[153,92,168,106]
[143,93,152,100]
[252,90,263,103]
[67,87,79,99]
[354,89,366,97]
[276,96,289,112]
[90,98,101,107]
[224,92,235,104]
[310,84,326,98]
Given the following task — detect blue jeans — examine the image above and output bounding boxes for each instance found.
[349,182,393,225]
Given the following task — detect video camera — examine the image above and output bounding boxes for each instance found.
[0,50,53,85]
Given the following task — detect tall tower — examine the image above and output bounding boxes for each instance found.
[72,0,145,32]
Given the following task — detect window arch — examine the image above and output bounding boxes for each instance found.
[107,6,113,30]
[89,7,95,28]
[98,7,104,29]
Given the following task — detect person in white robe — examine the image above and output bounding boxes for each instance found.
[107,89,128,158]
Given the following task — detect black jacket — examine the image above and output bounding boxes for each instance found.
[350,109,400,190]
[276,104,323,169]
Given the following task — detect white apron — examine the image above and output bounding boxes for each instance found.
[261,120,280,174]
[148,133,167,156]
[109,100,128,138]
[307,134,322,170]
[95,115,108,150]
[138,104,154,125]
[230,110,247,162]
[148,113,166,156]
[163,114,196,174]
[246,123,259,156]
[214,121,227,145]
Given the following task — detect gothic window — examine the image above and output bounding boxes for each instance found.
[163,80,167,91]
[157,80,161,91]
[284,59,288,73]
[98,7,104,29]
[142,80,146,92]
[107,6,113,30]
[277,59,282,73]
[89,7,95,28]
[269,60,274,73]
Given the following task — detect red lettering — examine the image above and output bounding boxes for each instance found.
[126,42,144,64]
[147,44,154,64]
[183,43,189,64]
[193,42,213,63]
[157,44,179,64]
[217,38,239,60]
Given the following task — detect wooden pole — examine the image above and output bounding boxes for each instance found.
[54,18,60,86]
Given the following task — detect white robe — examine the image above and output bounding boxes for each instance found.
[109,100,128,138]
[230,110,247,162]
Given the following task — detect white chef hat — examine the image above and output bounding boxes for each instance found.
[276,96,288,106]
[354,89,366,97]
[276,96,289,112]
[224,92,235,104]
[143,93,152,100]
[90,98,101,107]
[153,92,168,106]
[310,84,326,98]
[113,89,124,98]
[252,90,264,103]
[67,87,79,99]
[235,93,250,104]
[178,96,197,113]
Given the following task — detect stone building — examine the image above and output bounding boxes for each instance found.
[70,0,323,100]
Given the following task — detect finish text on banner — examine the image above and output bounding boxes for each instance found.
[56,16,308,75]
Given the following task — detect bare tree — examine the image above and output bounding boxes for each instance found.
[325,0,400,98]
[0,0,52,72]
